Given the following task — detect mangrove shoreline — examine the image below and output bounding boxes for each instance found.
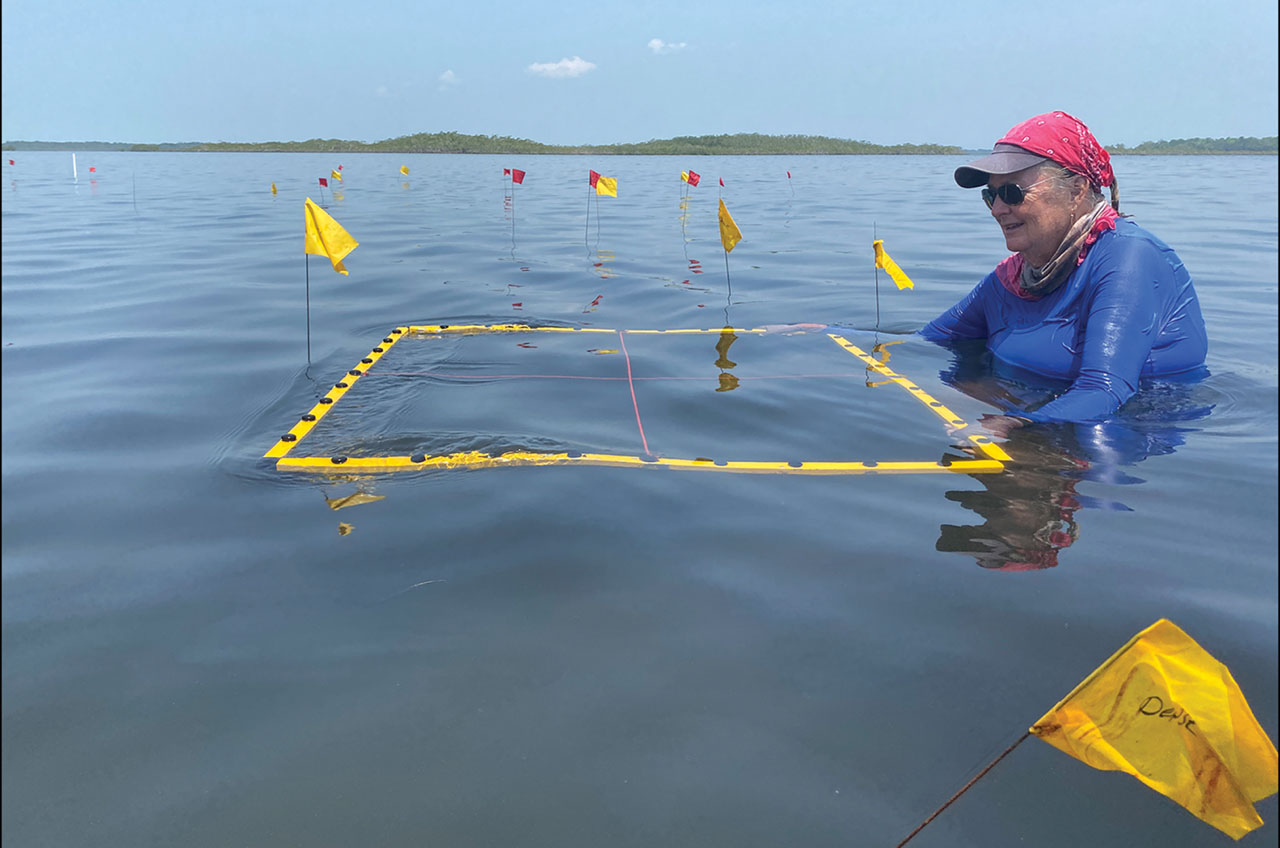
[3,131,1276,155]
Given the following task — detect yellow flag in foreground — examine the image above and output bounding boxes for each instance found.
[596,175,617,197]
[271,182,277,195]
[681,170,690,183]
[872,239,914,290]
[718,199,742,253]
[331,169,342,182]
[304,197,358,275]
[400,165,410,175]
[1031,619,1278,839]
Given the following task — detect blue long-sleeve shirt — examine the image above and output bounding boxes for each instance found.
[920,218,1207,422]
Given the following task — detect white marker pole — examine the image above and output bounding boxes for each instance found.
[72,153,78,181]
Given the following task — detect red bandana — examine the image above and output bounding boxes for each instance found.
[998,111,1114,190]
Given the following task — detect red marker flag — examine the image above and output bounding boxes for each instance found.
[337,165,343,171]
[787,170,791,178]
[89,166,96,173]
[687,170,700,187]
[719,177,724,187]
[318,177,328,187]
[512,169,525,184]
[589,169,601,188]
[504,168,511,176]
[7,159,13,166]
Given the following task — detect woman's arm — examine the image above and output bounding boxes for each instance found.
[919,275,994,341]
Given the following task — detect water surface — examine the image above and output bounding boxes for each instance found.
[3,152,1277,846]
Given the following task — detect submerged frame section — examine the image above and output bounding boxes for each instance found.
[263,323,1011,475]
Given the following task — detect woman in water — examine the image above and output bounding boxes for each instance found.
[921,111,1207,425]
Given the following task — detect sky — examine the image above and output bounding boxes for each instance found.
[2,0,1277,148]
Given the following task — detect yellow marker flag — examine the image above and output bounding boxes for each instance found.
[271,182,277,195]
[872,239,914,290]
[1031,619,1278,840]
[596,175,617,197]
[400,165,410,175]
[304,197,358,275]
[718,199,742,253]
[331,169,342,182]
[681,170,690,183]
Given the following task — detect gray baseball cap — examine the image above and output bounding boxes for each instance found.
[954,143,1049,188]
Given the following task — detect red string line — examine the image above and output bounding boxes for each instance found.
[617,330,650,455]
[368,371,868,382]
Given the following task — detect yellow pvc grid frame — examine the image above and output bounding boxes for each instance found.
[264,324,1011,475]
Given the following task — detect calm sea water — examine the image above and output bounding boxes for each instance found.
[2,152,1276,847]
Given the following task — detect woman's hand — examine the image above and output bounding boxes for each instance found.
[979,413,1032,437]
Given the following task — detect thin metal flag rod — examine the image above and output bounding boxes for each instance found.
[305,254,311,365]
[895,731,1031,847]
[873,221,881,329]
[723,250,733,327]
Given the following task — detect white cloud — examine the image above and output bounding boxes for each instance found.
[647,38,687,54]
[438,69,458,91]
[526,56,596,78]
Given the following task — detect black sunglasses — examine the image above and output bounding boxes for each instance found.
[982,176,1053,209]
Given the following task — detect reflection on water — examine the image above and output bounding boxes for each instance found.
[589,247,615,279]
[679,180,697,236]
[324,490,386,511]
[939,426,1088,570]
[865,340,904,388]
[668,231,712,295]
[784,169,794,228]
[715,328,739,392]
[934,344,1212,570]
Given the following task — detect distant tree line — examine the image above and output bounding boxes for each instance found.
[1,141,143,150]
[4,133,1275,155]
[1109,136,1278,154]
[3,133,960,155]
[115,132,965,155]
